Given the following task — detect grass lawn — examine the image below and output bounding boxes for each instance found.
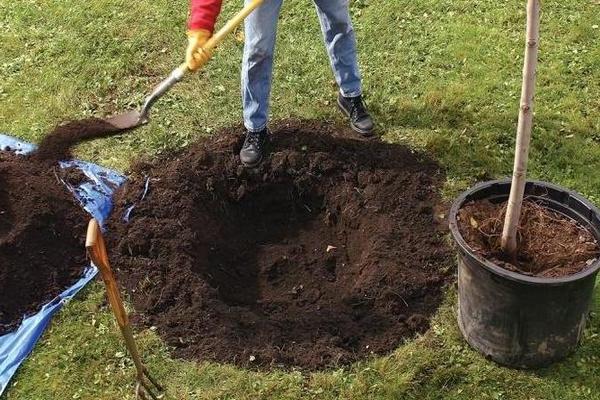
[2,0,600,398]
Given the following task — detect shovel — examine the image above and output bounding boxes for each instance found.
[86,219,163,400]
[105,0,263,131]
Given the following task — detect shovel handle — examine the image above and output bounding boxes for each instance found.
[179,0,264,73]
[86,219,129,328]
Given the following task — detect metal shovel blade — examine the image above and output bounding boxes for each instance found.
[100,64,183,133]
[103,110,148,131]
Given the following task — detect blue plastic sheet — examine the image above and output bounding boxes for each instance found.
[0,134,125,395]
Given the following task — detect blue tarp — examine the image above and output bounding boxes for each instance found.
[0,134,125,395]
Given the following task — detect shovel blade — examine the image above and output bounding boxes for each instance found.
[104,111,147,131]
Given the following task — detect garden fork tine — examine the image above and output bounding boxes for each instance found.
[86,219,164,400]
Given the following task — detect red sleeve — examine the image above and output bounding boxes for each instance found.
[188,0,223,32]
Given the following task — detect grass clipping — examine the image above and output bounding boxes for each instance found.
[458,199,599,277]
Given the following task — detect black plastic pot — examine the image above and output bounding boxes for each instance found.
[449,180,600,368]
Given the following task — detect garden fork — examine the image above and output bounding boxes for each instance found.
[86,219,164,400]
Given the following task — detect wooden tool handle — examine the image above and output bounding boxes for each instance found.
[86,219,129,328]
[205,0,264,52]
[86,219,149,378]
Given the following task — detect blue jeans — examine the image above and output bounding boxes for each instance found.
[242,0,363,132]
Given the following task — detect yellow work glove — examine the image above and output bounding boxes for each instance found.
[186,29,212,71]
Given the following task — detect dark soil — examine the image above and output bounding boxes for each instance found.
[33,118,122,162]
[61,166,89,187]
[0,151,88,334]
[0,117,117,333]
[457,199,600,277]
[107,119,453,370]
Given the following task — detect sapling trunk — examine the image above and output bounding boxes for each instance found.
[501,0,541,258]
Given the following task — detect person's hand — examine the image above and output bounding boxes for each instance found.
[186,29,212,71]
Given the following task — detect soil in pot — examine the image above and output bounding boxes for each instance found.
[0,118,117,334]
[107,119,454,370]
[457,199,600,278]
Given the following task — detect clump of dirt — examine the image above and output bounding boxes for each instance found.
[457,199,600,277]
[33,118,122,162]
[107,119,453,370]
[61,166,89,187]
[0,151,88,334]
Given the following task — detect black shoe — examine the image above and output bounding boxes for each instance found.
[337,94,375,136]
[240,128,269,167]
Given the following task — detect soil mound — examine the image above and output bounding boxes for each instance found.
[0,151,88,334]
[458,199,599,277]
[0,116,123,334]
[108,120,453,369]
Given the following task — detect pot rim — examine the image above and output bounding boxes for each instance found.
[449,179,600,285]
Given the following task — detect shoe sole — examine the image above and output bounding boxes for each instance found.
[337,97,375,137]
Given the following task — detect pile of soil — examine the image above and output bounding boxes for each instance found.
[0,152,88,334]
[107,120,453,369]
[0,117,117,334]
[457,199,600,277]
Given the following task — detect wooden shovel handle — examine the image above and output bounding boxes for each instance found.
[86,219,129,328]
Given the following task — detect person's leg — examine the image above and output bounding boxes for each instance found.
[241,0,283,132]
[313,0,374,135]
[313,0,361,97]
[239,0,283,166]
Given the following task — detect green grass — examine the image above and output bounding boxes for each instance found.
[1,0,600,398]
